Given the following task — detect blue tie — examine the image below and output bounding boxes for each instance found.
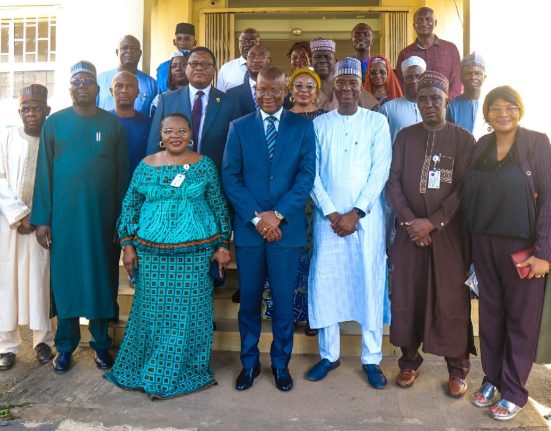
[266,116,277,160]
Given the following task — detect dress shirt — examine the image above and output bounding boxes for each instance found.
[249,77,257,108]
[395,35,462,99]
[189,83,211,152]
[251,107,284,225]
[217,56,247,92]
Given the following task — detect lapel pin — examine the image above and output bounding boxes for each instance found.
[216,97,221,103]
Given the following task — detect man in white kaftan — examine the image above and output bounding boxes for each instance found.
[307,57,392,388]
[0,84,54,371]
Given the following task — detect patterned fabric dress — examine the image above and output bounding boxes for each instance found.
[104,156,231,399]
[263,108,326,322]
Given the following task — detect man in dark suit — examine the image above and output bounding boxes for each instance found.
[227,44,271,117]
[222,66,316,392]
[146,47,240,171]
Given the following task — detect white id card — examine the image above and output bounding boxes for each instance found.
[428,170,440,189]
[170,173,185,187]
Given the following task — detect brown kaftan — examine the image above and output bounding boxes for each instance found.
[387,122,476,358]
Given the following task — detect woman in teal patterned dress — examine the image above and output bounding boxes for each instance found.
[104,113,231,399]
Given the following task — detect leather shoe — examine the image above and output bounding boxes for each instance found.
[447,376,468,398]
[94,349,114,370]
[35,343,53,364]
[272,367,293,391]
[52,352,72,373]
[236,364,261,390]
[306,358,340,381]
[0,353,16,371]
[396,368,420,388]
[362,364,387,389]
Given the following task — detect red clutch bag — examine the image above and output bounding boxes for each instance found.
[511,246,536,279]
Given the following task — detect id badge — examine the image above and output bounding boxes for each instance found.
[170,173,185,188]
[428,170,440,189]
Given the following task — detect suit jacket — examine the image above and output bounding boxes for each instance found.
[227,82,256,117]
[146,85,240,171]
[222,109,316,248]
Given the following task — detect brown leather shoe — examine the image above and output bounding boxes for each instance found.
[448,376,468,398]
[396,368,420,388]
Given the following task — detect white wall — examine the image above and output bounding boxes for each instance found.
[0,0,144,128]
[470,1,551,136]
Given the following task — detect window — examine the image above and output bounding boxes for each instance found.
[0,16,56,99]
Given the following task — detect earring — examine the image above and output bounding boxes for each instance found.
[159,140,165,148]
[290,96,295,104]
[485,122,493,132]
[313,97,319,105]
[188,138,194,150]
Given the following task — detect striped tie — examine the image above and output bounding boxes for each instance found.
[265,116,277,160]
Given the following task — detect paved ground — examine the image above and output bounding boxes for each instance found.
[1,329,550,431]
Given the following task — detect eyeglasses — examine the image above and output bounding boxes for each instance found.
[187,61,214,69]
[247,55,267,61]
[488,105,519,115]
[293,82,317,92]
[70,78,96,87]
[161,128,189,136]
[256,88,284,97]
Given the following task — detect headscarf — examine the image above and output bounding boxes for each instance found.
[167,50,190,91]
[364,55,403,100]
[288,67,321,92]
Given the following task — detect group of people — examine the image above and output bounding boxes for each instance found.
[0,5,550,423]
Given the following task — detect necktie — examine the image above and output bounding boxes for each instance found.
[265,116,277,160]
[191,90,204,152]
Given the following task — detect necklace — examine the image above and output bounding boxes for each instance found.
[164,151,190,169]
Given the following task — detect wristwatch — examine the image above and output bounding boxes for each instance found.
[274,210,284,221]
[354,207,366,218]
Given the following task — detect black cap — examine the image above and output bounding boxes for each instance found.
[175,23,195,36]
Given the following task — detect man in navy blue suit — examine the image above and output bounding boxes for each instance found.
[146,47,240,171]
[222,66,316,392]
[227,44,272,117]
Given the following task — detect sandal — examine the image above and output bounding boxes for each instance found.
[304,322,318,337]
[473,382,498,408]
[490,398,522,421]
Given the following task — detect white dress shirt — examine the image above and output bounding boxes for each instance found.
[188,83,211,152]
[216,56,247,92]
[248,77,257,108]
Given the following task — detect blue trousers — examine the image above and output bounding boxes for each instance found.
[55,317,112,353]
[236,245,300,369]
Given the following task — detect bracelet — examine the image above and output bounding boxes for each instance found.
[217,247,231,256]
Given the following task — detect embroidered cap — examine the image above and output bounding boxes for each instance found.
[334,57,362,79]
[461,52,485,71]
[310,37,336,53]
[418,71,449,95]
[400,55,427,75]
[19,84,48,103]
[70,60,97,79]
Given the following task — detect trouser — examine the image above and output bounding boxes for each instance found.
[318,323,383,365]
[472,234,545,407]
[0,326,55,354]
[55,317,112,353]
[398,344,470,379]
[236,245,301,370]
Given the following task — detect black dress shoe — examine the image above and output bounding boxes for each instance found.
[35,343,53,364]
[94,349,114,370]
[362,364,387,389]
[52,352,72,373]
[236,364,261,390]
[272,367,293,391]
[0,353,16,371]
